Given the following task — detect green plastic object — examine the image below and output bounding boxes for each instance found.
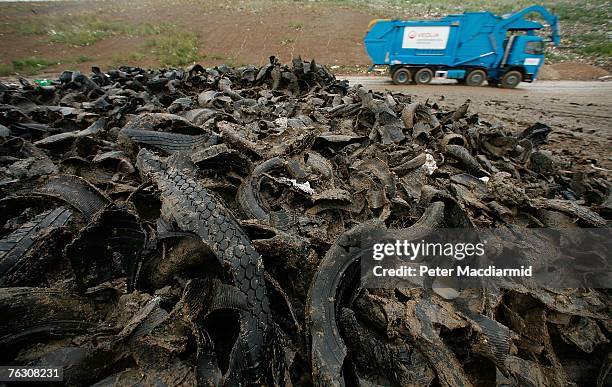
[33,79,52,87]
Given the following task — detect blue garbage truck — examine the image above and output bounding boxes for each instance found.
[364,5,560,88]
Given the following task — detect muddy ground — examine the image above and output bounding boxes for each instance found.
[343,77,612,172]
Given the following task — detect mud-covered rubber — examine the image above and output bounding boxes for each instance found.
[120,128,214,154]
[338,308,432,386]
[118,296,169,340]
[445,145,486,177]
[531,198,608,228]
[136,148,272,386]
[461,307,511,366]
[0,287,100,349]
[65,206,145,292]
[237,157,286,223]
[306,219,386,387]
[192,144,253,176]
[38,175,109,220]
[0,207,72,286]
[307,202,445,386]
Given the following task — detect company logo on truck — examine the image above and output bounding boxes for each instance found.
[407,30,441,39]
[402,26,450,50]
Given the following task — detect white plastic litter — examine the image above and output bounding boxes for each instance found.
[424,153,437,175]
[278,177,315,195]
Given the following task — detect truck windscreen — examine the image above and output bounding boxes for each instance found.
[525,41,544,55]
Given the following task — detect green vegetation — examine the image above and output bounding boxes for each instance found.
[9,16,182,48]
[133,22,177,36]
[75,55,93,63]
[0,63,12,77]
[146,32,200,66]
[129,52,146,61]
[544,49,576,64]
[11,57,58,74]
[0,55,100,76]
[14,21,47,36]
[11,15,130,47]
[581,42,612,57]
[5,15,201,68]
[205,54,227,61]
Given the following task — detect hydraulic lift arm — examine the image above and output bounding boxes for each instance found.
[501,5,561,46]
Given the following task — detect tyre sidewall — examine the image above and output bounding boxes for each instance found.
[501,71,522,88]
[466,69,486,86]
[415,68,433,84]
[392,68,411,85]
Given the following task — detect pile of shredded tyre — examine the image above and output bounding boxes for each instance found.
[0,57,610,387]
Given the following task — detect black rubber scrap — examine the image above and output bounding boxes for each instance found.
[136,148,275,386]
[119,128,217,154]
[307,202,445,386]
[65,206,145,292]
[338,308,434,386]
[38,175,109,220]
[237,157,288,225]
[306,219,388,387]
[0,207,72,286]
[0,287,102,351]
[191,143,253,175]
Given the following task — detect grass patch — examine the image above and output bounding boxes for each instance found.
[0,63,12,76]
[11,57,58,74]
[12,16,181,46]
[15,21,48,36]
[220,56,248,67]
[0,54,99,76]
[132,22,177,36]
[75,55,93,63]
[580,42,612,57]
[47,16,128,46]
[146,32,200,66]
[544,49,576,64]
[129,52,146,61]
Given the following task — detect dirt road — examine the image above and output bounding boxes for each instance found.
[342,76,612,171]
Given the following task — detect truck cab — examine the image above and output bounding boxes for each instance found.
[503,35,545,82]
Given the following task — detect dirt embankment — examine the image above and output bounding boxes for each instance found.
[539,62,610,80]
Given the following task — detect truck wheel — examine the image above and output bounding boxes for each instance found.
[414,68,433,84]
[465,70,486,86]
[392,68,411,85]
[500,71,522,88]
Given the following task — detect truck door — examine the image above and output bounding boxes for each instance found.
[507,36,545,80]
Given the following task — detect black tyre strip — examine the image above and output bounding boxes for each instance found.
[307,202,445,386]
[0,207,72,285]
[137,149,272,386]
[39,175,109,220]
